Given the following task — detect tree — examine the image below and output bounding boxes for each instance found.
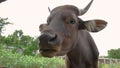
[23,38,38,56]
[0,29,38,56]
[108,48,120,59]
[13,30,23,38]
[0,17,12,37]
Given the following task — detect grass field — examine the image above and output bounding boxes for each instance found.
[99,63,120,68]
[0,49,65,68]
[0,49,120,68]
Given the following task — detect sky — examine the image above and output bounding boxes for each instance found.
[0,0,120,56]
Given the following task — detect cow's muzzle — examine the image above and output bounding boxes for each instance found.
[39,33,58,45]
[39,33,61,57]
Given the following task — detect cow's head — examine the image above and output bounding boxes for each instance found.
[39,0,107,57]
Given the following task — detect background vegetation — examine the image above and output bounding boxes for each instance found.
[0,49,65,68]
[98,63,120,68]
[108,48,120,59]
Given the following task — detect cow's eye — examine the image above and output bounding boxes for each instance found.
[70,19,75,24]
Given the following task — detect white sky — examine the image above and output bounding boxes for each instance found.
[0,0,120,56]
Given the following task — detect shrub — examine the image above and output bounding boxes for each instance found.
[108,48,120,59]
[0,49,65,68]
[98,63,120,68]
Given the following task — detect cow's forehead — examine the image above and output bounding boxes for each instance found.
[47,5,80,22]
[47,12,78,25]
[51,5,80,16]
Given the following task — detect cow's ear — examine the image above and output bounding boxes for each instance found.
[80,20,107,32]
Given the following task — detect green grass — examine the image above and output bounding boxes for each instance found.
[99,63,120,68]
[0,49,120,68]
[0,49,65,68]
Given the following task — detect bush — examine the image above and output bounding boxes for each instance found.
[99,63,120,68]
[0,49,65,68]
[108,48,120,59]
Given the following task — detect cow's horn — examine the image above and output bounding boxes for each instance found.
[0,0,6,3]
[79,0,93,16]
[48,7,51,13]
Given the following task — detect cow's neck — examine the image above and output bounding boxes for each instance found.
[66,44,83,68]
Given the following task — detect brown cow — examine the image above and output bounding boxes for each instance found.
[0,0,6,3]
[39,0,107,68]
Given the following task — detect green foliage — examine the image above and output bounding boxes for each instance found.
[99,63,120,68]
[23,44,37,56]
[0,49,65,68]
[0,17,12,37]
[0,43,6,49]
[108,48,120,59]
[1,49,120,68]
[0,29,38,56]
[0,17,38,56]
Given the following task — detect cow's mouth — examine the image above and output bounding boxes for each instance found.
[40,49,58,57]
[40,49,57,52]
[39,33,62,57]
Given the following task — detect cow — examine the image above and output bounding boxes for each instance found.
[38,0,107,68]
[0,0,6,3]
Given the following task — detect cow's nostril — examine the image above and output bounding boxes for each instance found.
[49,34,57,42]
[39,34,49,41]
[39,33,57,45]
